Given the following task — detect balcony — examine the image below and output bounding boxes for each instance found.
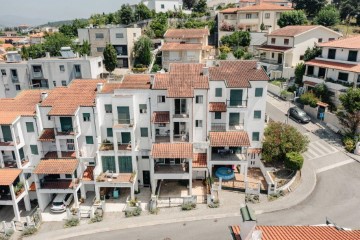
[211,151,246,162]
[54,127,77,136]
[42,151,76,159]
[32,71,43,79]
[173,113,189,118]
[96,172,134,184]
[11,75,19,83]
[154,164,189,174]
[118,143,131,151]
[173,133,189,142]
[226,100,247,108]
[155,135,170,143]
[99,142,114,151]
[39,178,79,190]
[113,119,134,129]
[211,123,226,132]
[0,138,15,147]
[229,122,244,131]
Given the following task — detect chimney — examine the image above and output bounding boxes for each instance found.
[45,52,50,58]
[41,92,48,101]
[150,75,155,85]
[256,62,262,70]
[97,83,103,92]
[202,66,209,76]
[267,26,272,34]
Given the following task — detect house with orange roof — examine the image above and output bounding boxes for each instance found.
[30,32,45,45]
[256,25,342,79]
[161,28,213,70]
[303,35,360,105]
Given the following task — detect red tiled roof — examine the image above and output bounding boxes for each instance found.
[164,28,209,38]
[0,169,22,186]
[82,166,94,181]
[303,81,318,87]
[38,128,55,142]
[209,61,269,88]
[101,75,151,94]
[209,131,251,147]
[318,35,360,49]
[29,182,36,191]
[153,63,209,98]
[209,102,227,112]
[152,111,170,123]
[257,45,293,52]
[33,159,79,174]
[220,2,292,12]
[268,25,319,37]
[43,151,76,159]
[193,153,207,168]
[151,143,193,159]
[161,42,203,51]
[41,79,106,116]
[306,59,360,73]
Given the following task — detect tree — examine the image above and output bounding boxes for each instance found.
[193,0,208,14]
[300,92,319,107]
[119,4,134,25]
[285,152,304,170]
[77,40,91,56]
[133,36,153,66]
[262,122,309,162]
[294,63,306,85]
[220,31,251,49]
[292,0,327,17]
[20,45,29,60]
[313,83,330,103]
[277,10,307,28]
[313,6,340,27]
[135,3,153,21]
[337,88,360,136]
[304,46,321,61]
[150,14,168,38]
[24,44,45,59]
[339,0,359,21]
[59,19,88,38]
[233,48,244,59]
[89,13,106,26]
[183,0,196,9]
[103,44,117,74]
[43,32,73,56]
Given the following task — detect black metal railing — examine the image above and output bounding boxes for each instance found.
[226,100,247,108]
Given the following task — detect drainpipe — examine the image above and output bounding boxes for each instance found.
[148,97,153,141]
[92,106,98,161]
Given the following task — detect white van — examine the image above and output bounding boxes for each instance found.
[50,193,73,213]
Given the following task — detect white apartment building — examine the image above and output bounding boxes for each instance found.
[303,35,360,105]
[141,0,183,13]
[161,28,212,70]
[78,27,141,69]
[0,50,103,98]
[256,25,342,79]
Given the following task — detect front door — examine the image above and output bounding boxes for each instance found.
[229,90,243,107]
[60,117,73,132]
[1,125,13,142]
[277,53,283,64]
[117,107,130,124]
[318,68,326,78]
[143,171,150,186]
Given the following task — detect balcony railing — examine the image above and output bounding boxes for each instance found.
[211,123,226,132]
[11,76,19,82]
[32,71,43,79]
[155,135,170,143]
[0,138,15,146]
[173,133,189,142]
[54,127,77,136]
[173,112,189,118]
[96,172,134,183]
[99,142,114,151]
[113,119,134,127]
[211,151,246,161]
[226,100,247,108]
[154,164,189,174]
[39,178,79,190]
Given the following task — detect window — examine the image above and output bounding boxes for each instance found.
[328,48,336,59]
[1,69,6,76]
[53,81,56,87]
[61,80,67,86]
[83,113,90,122]
[215,88,222,97]
[271,38,276,44]
[338,72,349,81]
[26,122,35,132]
[307,65,314,75]
[246,14,252,19]
[215,112,222,119]
[161,4,165,8]
[65,174,72,179]
[157,95,166,103]
[264,13,270,19]
[329,38,335,41]
[133,33,136,37]
[225,15,228,20]
[139,104,147,113]
[15,85,21,91]
[48,116,51,121]
[255,88,263,97]
[95,33,104,39]
[118,156,132,173]
[86,136,94,144]
[284,39,289,45]
[30,145,39,155]
[97,47,104,52]
[254,110,261,119]
[107,128,113,137]
[98,61,102,67]
[348,51,358,62]
[59,65,65,72]
[195,120,202,127]
[102,156,116,172]
[300,55,304,60]
[318,38,323,43]
[116,33,124,38]
[195,95,203,103]
[252,132,260,141]
[11,69,18,80]
[140,128,148,137]
[105,104,112,113]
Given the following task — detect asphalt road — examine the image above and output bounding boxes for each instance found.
[69,102,360,240]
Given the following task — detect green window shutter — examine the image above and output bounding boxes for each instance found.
[252,132,260,141]
[102,156,116,172]
[140,128,148,137]
[105,104,112,113]
[19,147,25,160]
[121,132,131,144]
[255,88,263,97]
[83,113,90,121]
[215,88,222,97]
[118,156,133,173]
[30,145,39,155]
[229,90,243,106]
[1,125,13,142]
[107,128,113,137]
[60,117,73,132]
[117,106,130,124]
[86,136,94,144]
[254,110,261,119]
[215,112,221,119]
[229,113,240,126]
[26,122,35,132]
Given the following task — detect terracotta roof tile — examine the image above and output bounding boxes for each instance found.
[209,102,227,112]
[258,45,293,52]
[33,159,79,174]
[220,2,292,12]
[209,61,269,88]
[152,111,170,123]
[209,131,251,147]
[0,169,22,186]
[38,128,55,142]
[151,143,193,159]
[82,166,94,181]
[101,75,151,94]
[268,25,319,37]
[318,35,360,49]
[41,79,106,116]
[306,59,360,73]
[193,153,207,168]
[161,42,203,51]
[164,28,209,38]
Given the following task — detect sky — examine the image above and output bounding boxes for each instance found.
[0,0,140,26]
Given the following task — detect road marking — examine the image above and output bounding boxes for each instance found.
[316,159,354,174]
[303,140,339,160]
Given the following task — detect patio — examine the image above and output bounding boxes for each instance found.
[158,180,207,204]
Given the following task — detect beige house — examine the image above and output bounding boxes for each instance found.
[256,25,342,79]
[161,28,212,70]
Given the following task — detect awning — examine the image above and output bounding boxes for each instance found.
[33,159,79,174]
[209,132,251,147]
[0,169,22,186]
[152,111,170,123]
[151,143,193,159]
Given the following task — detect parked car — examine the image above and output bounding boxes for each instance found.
[50,193,73,213]
[288,107,311,123]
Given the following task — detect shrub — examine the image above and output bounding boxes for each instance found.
[151,64,160,73]
[300,92,319,108]
[181,203,196,211]
[285,152,304,171]
[89,213,103,223]
[343,137,356,153]
[218,52,227,60]
[295,63,305,85]
[233,48,244,59]
[268,190,285,201]
[64,218,80,228]
[219,45,231,54]
[243,52,253,60]
[22,227,38,236]
[208,200,220,208]
[149,207,159,214]
[125,206,142,217]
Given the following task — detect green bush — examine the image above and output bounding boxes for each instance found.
[243,52,253,60]
[64,218,80,228]
[22,227,38,236]
[208,200,220,208]
[89,213,103,223]
[285,152,304,171]
[343,137,356,153]
[181,203,196,211]
[132,67,148,73]
[149,207,159,214]
[125,206,142,217]
[233,48,244,59]
[300,92,319,108]
[268,190,285,201]
[219,45,231,54]
[218,52,227,60]
[151,64,161,73]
